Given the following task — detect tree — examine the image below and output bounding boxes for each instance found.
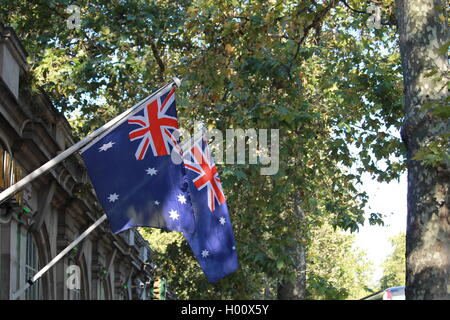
[379,232,406,289]
[174,0,403,299]
[1,0,406,299]
[306,222,374,300]
[140,221,374,300]
[396,0,449,299]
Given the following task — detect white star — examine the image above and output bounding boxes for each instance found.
[108,193,119,202]
[169,209,179,220]
[154,200,160,206]
[232,246,236,251]
[99,141,115,152]
[177,194,187,204]
[146,167,158,176]
[201,249,209,258]
[219,217,226,225]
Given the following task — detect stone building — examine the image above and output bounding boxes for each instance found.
[0,23,155,300]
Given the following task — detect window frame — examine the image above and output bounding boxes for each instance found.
[24,231,41,300]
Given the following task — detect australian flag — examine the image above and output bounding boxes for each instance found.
[80,86,196,235]
[182,133,239,282]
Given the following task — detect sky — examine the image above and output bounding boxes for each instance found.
[353,171,407,285]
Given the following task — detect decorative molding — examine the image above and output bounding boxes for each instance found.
[32,180,56,231]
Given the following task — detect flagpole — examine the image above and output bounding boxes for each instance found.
[12,214,108,300]
[0,78,181,205]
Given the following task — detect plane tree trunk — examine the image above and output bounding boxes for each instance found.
[277,199,306,300]
[396,0,449,299]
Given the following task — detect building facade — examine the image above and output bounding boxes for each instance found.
[0,23,155,300]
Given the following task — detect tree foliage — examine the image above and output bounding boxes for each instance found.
[0,0,408,299]
[306,222,373,300]
[140,221,374,300]
[379,232,406,290]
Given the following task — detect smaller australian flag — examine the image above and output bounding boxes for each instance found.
[182,133,239,282]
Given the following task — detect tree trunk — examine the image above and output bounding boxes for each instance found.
[396,0,450,299]
[277,199,306,299]
[277,247,306,300]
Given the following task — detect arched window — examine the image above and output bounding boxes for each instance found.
[0,224,2,289]
[25,232,40,300]
[97,279,107,300]
[67,259,82,300]
[0,143,24,203]
[0,143,12,189]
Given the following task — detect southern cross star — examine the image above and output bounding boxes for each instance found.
[177,194,187,204]
[146,167,158,176]
[108,193,119,203]
[169,209,179,220]
[99,141,115,152]
[201,249,209,258]
[154,200,160,206]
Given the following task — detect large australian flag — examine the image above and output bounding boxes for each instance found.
[80,86,195,235]
[182,133,239,282]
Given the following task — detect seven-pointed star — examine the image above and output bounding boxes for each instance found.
[177,194,187,204]
[146,167,158,176]
[108,193,119,202]
[219,217,226,225]
[169,209,179,220]
[154,200,160,206]
[201,249,209,258]
[99,141,115,152]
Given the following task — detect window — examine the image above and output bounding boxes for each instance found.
[67,260,82,300]
[25,232,40,300]
[0,144,23,203]
[116,290,125,300]
[68,285,81,300]
[97,279,106,300]
[0,224,2,289]
[0,145,12,189]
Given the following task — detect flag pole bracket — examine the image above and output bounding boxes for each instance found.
[172,77,182,88]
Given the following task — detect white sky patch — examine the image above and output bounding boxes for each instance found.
[338,122,407,287]
[352,171,407,286]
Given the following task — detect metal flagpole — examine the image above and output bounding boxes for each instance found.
[0,77,181,205]
[12,214,108,300]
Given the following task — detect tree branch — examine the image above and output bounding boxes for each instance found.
[288,0,339,76]
[149,37,166,83]
[340,0,368,14]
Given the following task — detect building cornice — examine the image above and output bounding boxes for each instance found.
[0,24,28,73]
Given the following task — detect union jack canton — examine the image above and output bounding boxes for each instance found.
[128,87,180,159]
[183,135,226,212]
